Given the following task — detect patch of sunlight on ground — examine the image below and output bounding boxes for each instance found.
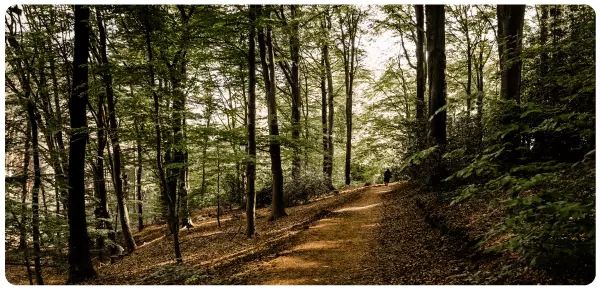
[263,278,308,285]
[310,218,342,229]
[374,189,392,194]
[333,202,382,213]
[136,235,166,249]
[292,240,343,251]
[269,256,321,269]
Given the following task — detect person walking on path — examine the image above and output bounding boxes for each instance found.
[384,169,392,186]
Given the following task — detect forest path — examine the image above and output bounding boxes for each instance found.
[237,184,396,285]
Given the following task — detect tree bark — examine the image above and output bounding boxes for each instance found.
[246,5,258,237]
[426,5,447,146]
[289,5,302,180]
[67,5,96,283]
[539,5,549,101]
[28,99,44,285]
[497,5,525,102]
[97,8,137,254]
[338,7,361,186]
[135,122,144,231]
[19,124,34,285]
[258,6,287,220]
[415,4,426,150]
[324,9,335,189]
[320,44,328,176]
[144,6,182,263]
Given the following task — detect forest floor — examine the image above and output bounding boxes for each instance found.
[7,182,564,285]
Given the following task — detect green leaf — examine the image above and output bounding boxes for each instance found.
[520,109,542,118]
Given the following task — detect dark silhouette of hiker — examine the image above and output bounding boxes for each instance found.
[384,169,392,186]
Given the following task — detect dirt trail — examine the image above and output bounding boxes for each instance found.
[236,184,395,285]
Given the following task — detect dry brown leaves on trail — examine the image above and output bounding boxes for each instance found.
[81,185,368,285]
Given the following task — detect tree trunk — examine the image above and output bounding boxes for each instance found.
[20,123,34,285]
[97,8,136,254]
[258,7,287,220]
[246,5,258,237]
[28,99,43,285]
[415,4,426,150]
[466,42,472,115]
[426,5,447,146]
[92,68,114,261]
[289,5,301,181]
[425,5,447,187]
[476,43,485,146]
[303,63,310,170]
[539,5,549,101]
[67,5,96,283]
[48,38,68,214]
[497,5,525,102]
[339,8,361,186]
[144,7,182,263]
[217,145,221,228]
[324,10,335,189]
[320,45,328,176]
[172,63,191,229]
[135,122,144,232]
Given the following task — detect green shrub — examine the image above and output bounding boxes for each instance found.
[255,171,331,208]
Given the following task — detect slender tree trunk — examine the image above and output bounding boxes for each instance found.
[92,74,113,260]
[26,100,43,285]
[20,124,34,285]
[258,7,287,220]
[216,145,221,228]
[246,5,258,237]
[466,42,472,115]
[320,47,328,176]
[67,5,96,283]
[48,41,68,213]
[324,10,335,189]
[339,8,361,186]
[289,5,301,180]
[135,122,144,231]
[172,65,192,229]
[539,5,549,101]
[97,9,136,254]
[144,7,182,263]
[303,64,310,170]
[415,4,426,150]
[476,44,485,146]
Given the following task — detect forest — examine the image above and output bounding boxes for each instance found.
[4,4,595,285]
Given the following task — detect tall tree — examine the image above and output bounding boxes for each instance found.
[425,4,448,186]
[415,4,426,149]
[5,6,44,284]
[426,5,447,147]
[91,39,114,260]
[135,122,144,232]
[277,5,302,180]
[19,125,34,285]
[246,5,258,237]
[323,8,335,189]
[26,65,44,287]
[337,6,363,185]
[143,6,182,263]
[67,4,96,283]
[257,6,287,220]
[497,5,525,102]
[97,8,137,254]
